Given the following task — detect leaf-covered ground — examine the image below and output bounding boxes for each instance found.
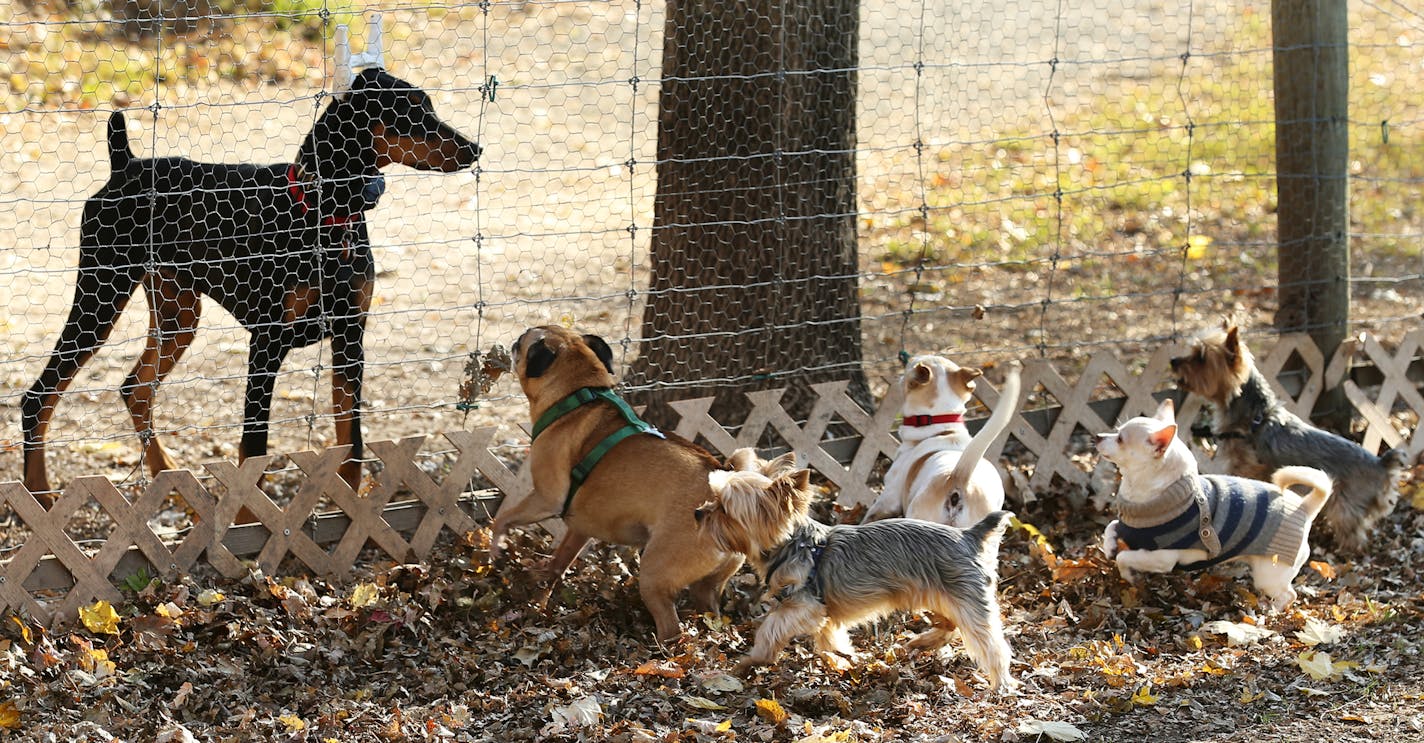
[4,463,1423,742]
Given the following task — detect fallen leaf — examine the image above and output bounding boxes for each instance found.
[700,673,745,694]
[278,713,305,732]
[80,601,121,636]
[1298,650,1346,681]
[633,660,685,679]
[682,695,727,711]
[0,701,19,730]
[1130,684,1159,706]
[349,583,380,608]
[1297,617,1345,647]
[1309,560,1337,580]
[197,589,225,606]
[544,696,601,735]
[155,723,199,743]
[755,698,789,725]
[1202,620,1274,646]
[9,617,32,645]
[1017,718,1088,741]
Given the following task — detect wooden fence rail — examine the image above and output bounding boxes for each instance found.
[3,331,1419,626]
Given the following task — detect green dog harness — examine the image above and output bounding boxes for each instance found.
[530,387,664,517]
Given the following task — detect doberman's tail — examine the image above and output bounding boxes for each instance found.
[107,111,133,173]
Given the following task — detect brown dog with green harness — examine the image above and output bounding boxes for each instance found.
[488,325,744,642]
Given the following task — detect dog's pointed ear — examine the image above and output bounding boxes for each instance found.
[582,334,615,374]
[792,469,811,491]
[727,448,760,472]
[1223,325,1241,361]
[1153,397,1176,422]
[1149,424,1178,456]
[524,338,557,378]
[909,362,932,387]
[766,451,798,476]
[955,366,983,392]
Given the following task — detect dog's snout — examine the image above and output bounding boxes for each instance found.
[694,507,706,523]
[1169,356,1184,371]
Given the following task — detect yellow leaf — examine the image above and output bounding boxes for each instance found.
[10,617,32,645]
[82,648,116,676]
[1405,480,1424,511]
[1130,684,1159,706]
[755,698,789,725]
[716,719,732,732]
[1185,233,1212,260]
[80,601,121,635]
[349,583,380,608]
[279,714,306,732]
[1297,650,1346,681]
[1238,688,1264,704]
[0,700,20,730]
[1186,635,1203,651]
[155,602,183,619]
[197,589,225,606]
[1200,660,1229,676]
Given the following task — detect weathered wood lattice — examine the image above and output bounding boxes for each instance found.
[3,332,1419,626]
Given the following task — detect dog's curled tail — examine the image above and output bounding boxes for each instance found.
[107,111,133,173]
[944,361,1023,490]
[1272,465,1333,517]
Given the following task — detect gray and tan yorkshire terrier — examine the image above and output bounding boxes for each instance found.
[1170,323,1408,551]
[697,450,1016,690]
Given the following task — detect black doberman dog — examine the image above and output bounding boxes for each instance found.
[22,67,480,501]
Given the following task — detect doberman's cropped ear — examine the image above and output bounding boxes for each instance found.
[524,338,558,378]
[582,334,615,375]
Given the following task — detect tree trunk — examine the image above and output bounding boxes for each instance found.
[626,0,868,429]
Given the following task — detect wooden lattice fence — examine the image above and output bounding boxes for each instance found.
[3,331,1420,626]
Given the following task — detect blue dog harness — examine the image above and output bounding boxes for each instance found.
[530,386,664,518]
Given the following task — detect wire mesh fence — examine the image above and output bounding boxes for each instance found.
[1,0,1420,492]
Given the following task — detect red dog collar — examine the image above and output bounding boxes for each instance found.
[288,165,364,227]
[901,413,964,427]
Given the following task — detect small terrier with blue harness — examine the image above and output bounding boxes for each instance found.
[487,326,744,643]
[698,451,1016,690]
[1098,398,1333,611]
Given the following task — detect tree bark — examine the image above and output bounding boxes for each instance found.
[627,0,868,428]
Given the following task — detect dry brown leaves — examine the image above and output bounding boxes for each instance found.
[3,472,1424,741]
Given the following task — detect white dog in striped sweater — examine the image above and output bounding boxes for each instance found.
[1097,398,1332,611]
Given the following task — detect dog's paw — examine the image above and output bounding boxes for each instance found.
[731,658,760,678]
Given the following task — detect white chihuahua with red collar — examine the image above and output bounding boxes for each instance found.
[862,356,1021,528]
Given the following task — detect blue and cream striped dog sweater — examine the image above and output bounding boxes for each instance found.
[1115,474,1313,570]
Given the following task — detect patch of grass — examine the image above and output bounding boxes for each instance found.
[872,7,1423,276]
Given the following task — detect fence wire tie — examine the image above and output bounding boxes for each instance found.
[483,75,498,102]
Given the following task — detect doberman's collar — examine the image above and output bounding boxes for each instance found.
[531,387,664,518]
[901,412,964,427]
[286,164,382,227]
